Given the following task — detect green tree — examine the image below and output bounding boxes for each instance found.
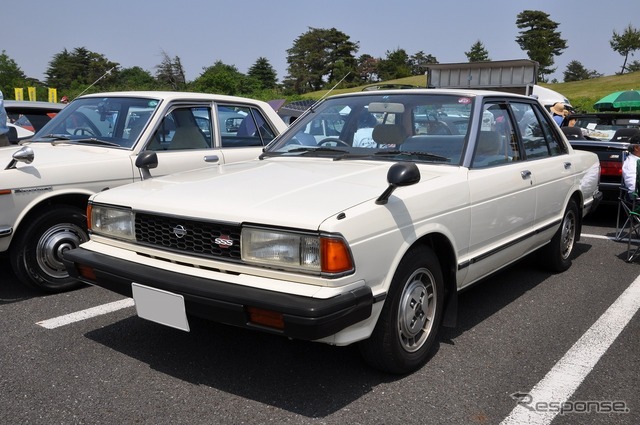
[410,51,438,75]
[376,48,412,81]
[0,50,27,99]
[155,50,187,91]
[45,47,119,95]
[357,54,379,83]
[563,60,602,82]
[191,60,249,95]
[114,66,158,90]
[465,41,490,62]
[247,57,278,90]
[284,27,359,94]
[628,60,640,72]
[610,24,640,74]
[515,10,567,82]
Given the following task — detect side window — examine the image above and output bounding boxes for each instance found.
[148,106,212,151]
[219,104,277,147]
[515,102,567,159]
[472,102,521,168]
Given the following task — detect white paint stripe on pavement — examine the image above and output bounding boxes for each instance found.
[36,298,135,329]
[580,233,617,241]
[501,275,640,425]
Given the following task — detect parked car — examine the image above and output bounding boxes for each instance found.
[3,100,66,143]
[561,112,640,204]
[0,91,287,292]
[63,89,601,374]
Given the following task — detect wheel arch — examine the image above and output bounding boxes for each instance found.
[569,190,583,242]
[411,231,459,328]
[10,192,91,249]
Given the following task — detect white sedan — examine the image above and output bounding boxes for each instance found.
[63,89,601,374]
[0,91,287,292]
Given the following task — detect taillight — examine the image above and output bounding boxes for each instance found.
[600,161,622,177]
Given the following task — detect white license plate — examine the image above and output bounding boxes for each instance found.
[132,283,190,332]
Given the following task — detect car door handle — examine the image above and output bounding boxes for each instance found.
[204,155,220,163]
[564,162,572,169]
[521,170,532,179]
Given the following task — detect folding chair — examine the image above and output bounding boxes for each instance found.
[622,196,640,262]
[617,157,640,261]
[616,150,632,240]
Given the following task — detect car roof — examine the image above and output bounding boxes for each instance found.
[327,88,535,101]
[77,91,274,106]
[3,100,66,111]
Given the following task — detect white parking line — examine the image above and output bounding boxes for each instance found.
[36,298,135,329]
[581,232,615,240]
[501,275,640,425]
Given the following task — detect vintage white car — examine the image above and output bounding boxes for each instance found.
[0,91,287,292]
[63,89,601,374]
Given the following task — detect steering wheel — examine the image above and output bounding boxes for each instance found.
[73,127,97,137]
[318,138,350,147]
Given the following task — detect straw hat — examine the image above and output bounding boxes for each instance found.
[550,102,565,115]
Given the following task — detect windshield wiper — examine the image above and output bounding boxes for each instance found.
[372,150,450,162]
[39,134,72,141]
[287,146,349,154]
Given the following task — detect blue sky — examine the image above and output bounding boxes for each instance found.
[3,0,639,84]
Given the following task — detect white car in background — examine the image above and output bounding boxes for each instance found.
[63,89,601,374]
[3,100,66,144]
[0,91,287,292]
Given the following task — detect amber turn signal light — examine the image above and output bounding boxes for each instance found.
[246,306,284,330]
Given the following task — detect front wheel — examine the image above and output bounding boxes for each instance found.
[359,245,444,374]
[10,205,89,293]
[540,200,578,272]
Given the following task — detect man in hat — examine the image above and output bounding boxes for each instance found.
[550,102,565,126]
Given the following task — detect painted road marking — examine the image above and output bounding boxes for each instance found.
[501,275,640,424]
[36,298,135,329]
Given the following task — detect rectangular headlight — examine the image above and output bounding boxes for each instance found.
[241,227,353,275]
[89,204,135,241]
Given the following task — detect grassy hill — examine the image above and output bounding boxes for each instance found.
[305,71,640,112]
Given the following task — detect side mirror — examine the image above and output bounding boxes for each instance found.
[135,150,158,180]
[375,162,421,205]
[5,146,35,170]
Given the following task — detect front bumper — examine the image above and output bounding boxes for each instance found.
[63,247,373,340]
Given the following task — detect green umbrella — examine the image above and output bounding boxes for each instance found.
[594,90,640,111]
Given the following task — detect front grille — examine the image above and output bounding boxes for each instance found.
[135,212,241,261]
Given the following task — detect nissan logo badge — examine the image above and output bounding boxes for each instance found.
[173,225,187,238]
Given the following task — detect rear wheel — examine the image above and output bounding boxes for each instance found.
[359,245,444,374]
[540,200,578,272]
[10,206,88,293]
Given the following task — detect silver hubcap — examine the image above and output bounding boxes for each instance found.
[397,268,437,353]
[36,223,88,279]
[560,210,576,260]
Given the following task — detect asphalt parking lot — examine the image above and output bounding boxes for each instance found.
[0,205,637,425]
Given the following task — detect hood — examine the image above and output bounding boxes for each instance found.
[1,142,135,186]
[93,158,442,228]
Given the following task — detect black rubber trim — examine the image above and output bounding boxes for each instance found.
[63,248,372,340]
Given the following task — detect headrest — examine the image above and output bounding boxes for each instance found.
[372,124,405,145]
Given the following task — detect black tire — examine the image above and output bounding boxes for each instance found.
[10,205,89,293]
[540,200,578,273]
[359,245,444,374]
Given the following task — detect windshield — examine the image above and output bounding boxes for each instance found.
[33,96,162,149]
[265,92,473,164]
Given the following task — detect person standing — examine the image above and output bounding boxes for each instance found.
[549,102,566,126]
[0,90,10,147]
[622,134,640,195]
